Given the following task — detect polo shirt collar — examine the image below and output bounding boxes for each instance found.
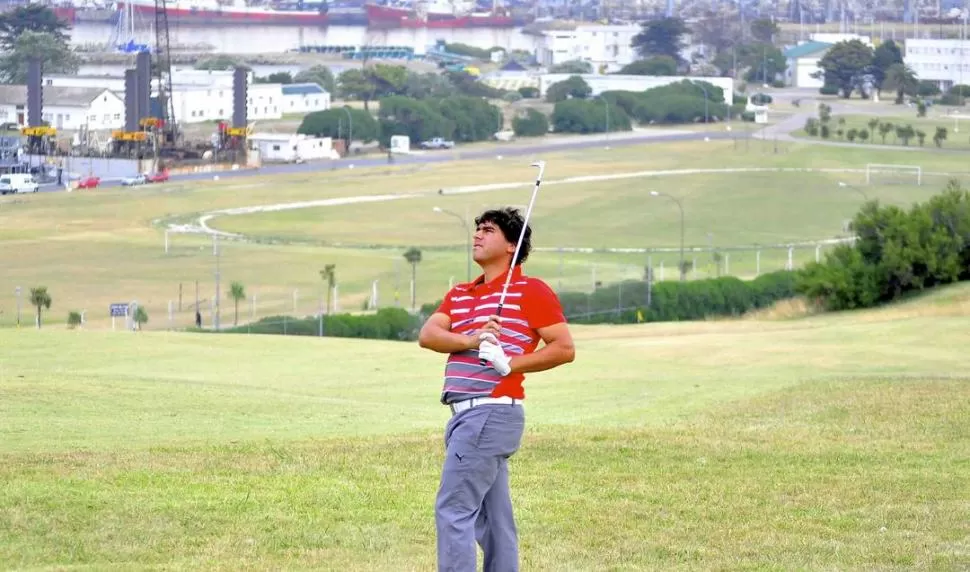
[469,265,523,291]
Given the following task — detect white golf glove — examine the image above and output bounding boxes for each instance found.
[478,333,512,376]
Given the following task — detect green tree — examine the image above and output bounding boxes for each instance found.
[229,281,246,326]
[403,247,422,310]
[872,39,904,89]
[816,40,875,98]
[67,311,82,329]
[297,107,380,143]
[631,17,689,61]
[29,286,51,329]
[134,306,149,330]
[749,18,779,43]
[0,4,69,49]
[338,69,375,110]
[883,63,919,104]
[512,108,549,137]
[294,64,336,93]
[878,121,893,143]
[545,76,592,102]
[320,264,336,314]
[618,56,678,76]
[916,129,926,146]
[194,54,247,71]
[0,30,78,83]
[933,126,948,147]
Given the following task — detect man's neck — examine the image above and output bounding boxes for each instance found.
[481,258,514,284]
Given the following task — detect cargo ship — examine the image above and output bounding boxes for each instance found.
[364,0,517,28]
[115,0,330,25]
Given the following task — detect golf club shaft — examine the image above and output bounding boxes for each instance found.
[480,161,545,366]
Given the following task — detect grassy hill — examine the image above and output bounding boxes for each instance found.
[2,284,968,569]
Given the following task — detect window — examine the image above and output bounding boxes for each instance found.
[113,113,120,120]
[272,144,280,151]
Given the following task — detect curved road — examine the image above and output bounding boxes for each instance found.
[38,128,741,193]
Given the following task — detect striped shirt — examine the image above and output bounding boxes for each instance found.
[435,265,566,405]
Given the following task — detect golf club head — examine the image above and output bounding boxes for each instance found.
[530,160,545,169]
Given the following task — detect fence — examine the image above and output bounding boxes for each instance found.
[0,238,847,333]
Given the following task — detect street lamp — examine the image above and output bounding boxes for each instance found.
[341,106,353,154]
[14,286,21,327]
[433,206,472,282]
[838,181,869,201]
[595,95,611,147]
[650,191,686,281]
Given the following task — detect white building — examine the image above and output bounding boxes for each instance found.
[809,33,873,47]
[248,133,335,162]
[281,83,331,114]
[44,74,126,92]
[905,39,970,91]
[0,85,125,131]
[537,74,734,105]
[168,83,284,124]
[784,41,834,88]
[534,24,640,71]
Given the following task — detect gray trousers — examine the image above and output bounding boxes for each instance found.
[435,403,526,572]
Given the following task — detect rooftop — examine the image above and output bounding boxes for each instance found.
[281,83,327,96]
[784,41,834,59]
[0,85,118,107]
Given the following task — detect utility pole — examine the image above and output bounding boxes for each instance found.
[15,286,21,327]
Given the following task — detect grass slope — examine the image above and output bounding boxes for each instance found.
[1,285,969,569]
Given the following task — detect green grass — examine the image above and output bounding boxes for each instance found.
[2,284,969,569]
[2,139,970,331]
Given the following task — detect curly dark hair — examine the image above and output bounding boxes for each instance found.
[475,207,532,266]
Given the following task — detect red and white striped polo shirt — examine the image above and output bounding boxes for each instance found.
[435,265,566,404]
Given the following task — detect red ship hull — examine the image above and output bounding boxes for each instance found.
[116,2,329,25]
[365,3,514,28]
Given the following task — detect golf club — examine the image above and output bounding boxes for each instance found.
[480,160,546,366]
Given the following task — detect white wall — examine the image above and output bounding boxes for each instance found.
[538,74,734,104]
[281,90,331,114]
[536,24,640,69]
[44,75,126,92]
[249,134,333,162]
[810,33,873,47]
[787,56,826,88]
[169,83,284,124]
[905,39,970,90]
[30,90,125,131]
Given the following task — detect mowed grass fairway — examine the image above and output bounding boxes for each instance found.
[2,285,970,569]
[2,139,970,330]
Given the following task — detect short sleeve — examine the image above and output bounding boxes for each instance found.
[434,288,456,316]
[523,279,566,329]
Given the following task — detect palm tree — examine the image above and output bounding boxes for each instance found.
[320,264,336,313]
[29,286,51,329]
[229,281,246,326]
[883,63,919,104]
[403,247,422,310]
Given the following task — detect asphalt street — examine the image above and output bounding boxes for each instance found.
[37,129,742,193]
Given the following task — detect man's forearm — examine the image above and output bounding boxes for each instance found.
[418,327,474,354]
[509,341,575,374]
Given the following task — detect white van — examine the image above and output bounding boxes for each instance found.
[0,173,39,194]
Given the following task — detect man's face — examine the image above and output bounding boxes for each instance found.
[473,220,514,264]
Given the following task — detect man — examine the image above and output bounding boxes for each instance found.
[418,207,575,571]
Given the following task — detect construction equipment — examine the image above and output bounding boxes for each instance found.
[154,0,179,148]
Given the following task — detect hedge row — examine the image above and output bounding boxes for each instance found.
[213,307,423,340]
[559,270,797,324]
[420,270,797,326]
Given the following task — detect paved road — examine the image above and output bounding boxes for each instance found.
[38,129,741,193]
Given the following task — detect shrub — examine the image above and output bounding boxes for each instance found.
[819,84,840,96]
[218,307,423,341]
[67,311,82,329]
[512,108,550,136]
[917,81,941,97]
[517,86,539,99]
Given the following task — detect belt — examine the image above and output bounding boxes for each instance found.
[449,396,521,415]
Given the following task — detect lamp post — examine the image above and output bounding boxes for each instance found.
[692,81,709,125]
[433,206,472,282]
[341,106,353,153]
[650,191,686,281]
[595,95,611,147]
[14,286,21,327]
[838,181,869,201]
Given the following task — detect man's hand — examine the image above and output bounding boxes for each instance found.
[473,314,502,339]
[478,333,512,376]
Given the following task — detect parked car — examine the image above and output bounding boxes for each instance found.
[121,174,147,186]
[77,176,100,189]
[146,170,169,183]
[419,137,455,150]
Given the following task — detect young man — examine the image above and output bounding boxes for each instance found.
[418,207,575,572]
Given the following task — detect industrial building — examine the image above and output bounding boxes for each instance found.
[905,38,970,90]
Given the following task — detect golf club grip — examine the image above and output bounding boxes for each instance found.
[479,303,504,366]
